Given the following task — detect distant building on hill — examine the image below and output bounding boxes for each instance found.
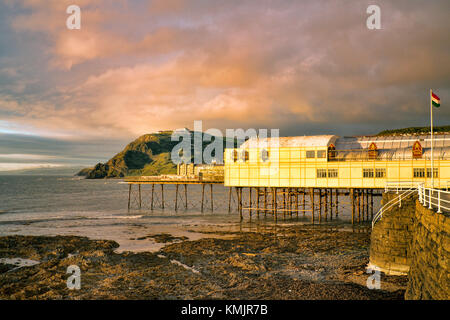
[177,163,224,182]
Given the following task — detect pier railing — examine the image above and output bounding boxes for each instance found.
[373,181,449,228]
[384,181,423,193]
[418,184,450,214]
[124,174,224,184]
[372,186,418,228]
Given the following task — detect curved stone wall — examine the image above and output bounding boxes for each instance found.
[369,192,449,299]
[405,201,449,300]
[369,192,416,275]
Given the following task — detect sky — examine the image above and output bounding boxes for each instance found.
[0,0,449,171]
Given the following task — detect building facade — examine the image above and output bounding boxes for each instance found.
[224,134,450,189]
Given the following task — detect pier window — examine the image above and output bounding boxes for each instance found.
[363,168,374,178]
[375,168,386,178]
[232,150,238,162]
[261,149,269,162]
[328,169,338,178]
[240,150,249,162]
[427,168,438,178]
[328,144,336,160]
[306,150,315,159]
[413,168,425,178]
[317,150,326,158]
[317,169,327,178]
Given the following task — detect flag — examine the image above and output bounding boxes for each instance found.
[431,91,440,108]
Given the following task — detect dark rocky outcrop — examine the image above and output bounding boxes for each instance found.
[77,130,237,179]
[0,226,406,300]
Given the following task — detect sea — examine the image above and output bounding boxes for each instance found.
[0,175,378,252]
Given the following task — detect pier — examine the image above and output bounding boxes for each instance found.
[125,174,382,224]
[124,133,450,225]
[125,175,223,212]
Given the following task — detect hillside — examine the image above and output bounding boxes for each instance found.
[377,126,450,136]
[77,130,236,179]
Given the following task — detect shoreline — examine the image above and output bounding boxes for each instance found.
[0,224,407,300]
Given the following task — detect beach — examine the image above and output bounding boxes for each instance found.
[0,224,407,300]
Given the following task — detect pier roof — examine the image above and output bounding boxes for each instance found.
[335,134,450,150]
[241,135,338,148]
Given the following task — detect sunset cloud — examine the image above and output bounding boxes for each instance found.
[0,0,449,149]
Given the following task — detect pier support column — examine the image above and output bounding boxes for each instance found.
[201,184,205,212]
[239,188,243,219]
[264,187,267,217]
[360,189,364,221]
[249,187,252,217]
[370,189,374,219]
[357,189,361,223]
[303,188,306,217]
[273,188,277,220]
[138,184,142,209]
[286,188,290,217]
[210,184,214,212]
[228,187,232,213]
[310,188,315,224]
[128,184,132,210]
[151,184,154,210]
[335,189,339,217]
[318,189,322,223]
[175,184,179,211]
[363,189,366,221]
[256,187,260,217]
[329,189,333,220]
[236,187,242,220]
[365,189,369,221]
[184,184,188,209]
[161,184,165,209]
[351,189,355,225]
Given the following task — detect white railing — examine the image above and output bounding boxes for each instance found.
[418,184,450,214]
[445,181,450,191]
[372,187,418,228]
[373,181,449,228]
[384,181,423,193]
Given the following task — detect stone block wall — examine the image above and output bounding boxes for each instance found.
[405,200,449,300]
[369,192,416,275]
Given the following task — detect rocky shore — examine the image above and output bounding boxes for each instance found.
[0,224,407,300]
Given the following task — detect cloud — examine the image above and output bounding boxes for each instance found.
[0,153,59,160]
[0,132,129,167]
[0,163,64,172]
[0,0,449,145]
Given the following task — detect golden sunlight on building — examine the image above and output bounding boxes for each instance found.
[224,134,450,189]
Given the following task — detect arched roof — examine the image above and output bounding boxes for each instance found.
[238,134,450,159]
[335,134,450,150]
[240,135,338,148]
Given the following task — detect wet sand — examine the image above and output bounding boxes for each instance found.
[0,224,407,300]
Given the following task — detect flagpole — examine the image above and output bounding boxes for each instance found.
[430,89,434,188]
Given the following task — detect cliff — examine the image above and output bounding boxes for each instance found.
[77,130,234,179]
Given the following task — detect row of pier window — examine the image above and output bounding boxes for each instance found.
[231,149,327,162]
[413,168,438,178]
[316,168,439,178]
[231,149,268,162]
[316,168,386,178]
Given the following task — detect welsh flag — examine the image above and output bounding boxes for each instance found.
[431,91,441,108]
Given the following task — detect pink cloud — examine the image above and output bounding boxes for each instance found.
[2,0,449,140]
